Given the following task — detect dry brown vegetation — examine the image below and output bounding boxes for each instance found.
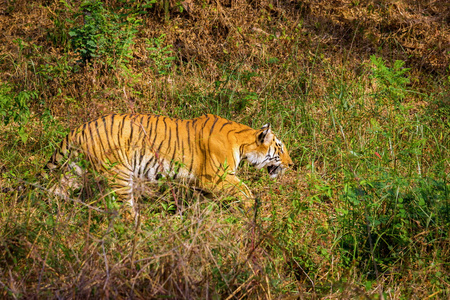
[1,0,449,298]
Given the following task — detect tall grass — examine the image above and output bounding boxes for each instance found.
[1,0,449,298]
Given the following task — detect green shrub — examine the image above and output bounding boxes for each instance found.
[338,174,449,275]
[0,82,37,143]
[370,55,411,104]
[146,34,176,75]
[69,0,141,66]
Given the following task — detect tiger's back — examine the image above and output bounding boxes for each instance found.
[47,113,293,217]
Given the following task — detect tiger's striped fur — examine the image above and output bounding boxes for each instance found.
[46,113,293,216]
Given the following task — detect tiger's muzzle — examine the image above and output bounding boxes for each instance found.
[267,164,284,178]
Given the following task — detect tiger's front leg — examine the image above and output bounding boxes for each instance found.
[201,174,255,210]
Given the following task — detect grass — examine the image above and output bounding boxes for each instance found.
[1,0,450,298]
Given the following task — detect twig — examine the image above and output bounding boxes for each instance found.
[361,183,384,300]
[102,241,110,291]
[292,258,315,291]
[23,180,109,214]
[0,278,17,300]
[225,273,256,300]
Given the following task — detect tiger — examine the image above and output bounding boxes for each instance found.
[46,113,293,218]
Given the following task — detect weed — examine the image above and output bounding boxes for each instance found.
[0,82,37,143]
[1,0,450,298]
[69,0,140,66]
[145,34,176,75]
[338,175,449,275]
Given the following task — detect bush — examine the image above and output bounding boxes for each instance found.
[0,82,37,143]
[338,174,450,275]
[69,0,141,67]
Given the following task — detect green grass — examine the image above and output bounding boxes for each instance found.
[1,0,450,298]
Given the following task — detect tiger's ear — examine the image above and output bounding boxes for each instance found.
[257,123,273,145]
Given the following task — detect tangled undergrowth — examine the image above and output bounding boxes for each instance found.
[1,0,449,298]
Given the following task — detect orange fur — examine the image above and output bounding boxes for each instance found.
[46,114,293,216]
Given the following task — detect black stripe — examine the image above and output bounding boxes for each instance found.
[143,156,155,174]
[150,116,160,149]
[186,121,191,146]
[146,115,151,127]
[94,120,108,164]
[145,117,153,147]
[145,116,151,139]
[138,148,146,176]
[133,148,140,174]
[239,144,245,158]
[128,116,134,150]
[235,128,253,134]
[209,116,219,135]
[169,140,177,171]
[181,135,185,165]
[135,115,145,143]
[166,118,172,152]
[219,121,232,131]
[103,115,122,167]
[199,119,207,177]
[86,121,100,167]
[156,140,164,153]
[187,122,194,175]
[118,115,125,154]
[77,130,83,150]
[175,120,180,152]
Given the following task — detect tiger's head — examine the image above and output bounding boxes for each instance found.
[244,124,294,178]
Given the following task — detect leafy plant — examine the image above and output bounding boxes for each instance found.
[46,0,73,49]
[69,0,141,66]
[0,82,37,143]
[338,174,449,275]
[146,34,176,75]
[370,55,411,104]
[120,0,158,15]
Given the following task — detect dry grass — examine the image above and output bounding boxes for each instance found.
[1,0,449,298]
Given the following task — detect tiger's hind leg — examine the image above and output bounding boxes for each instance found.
[105,167,140,224]
[48,173,82,200]
[46,160,85,200]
